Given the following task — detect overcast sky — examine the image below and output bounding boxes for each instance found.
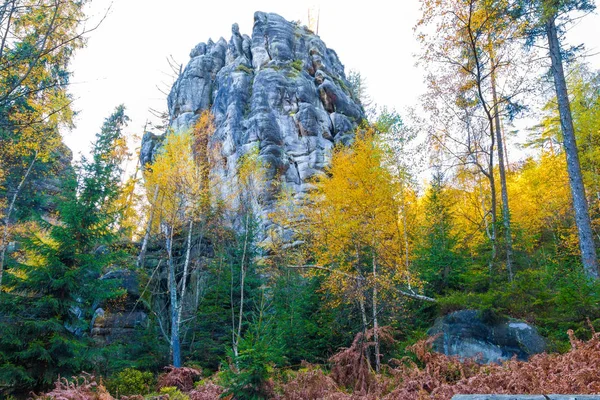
[66,0,600,164]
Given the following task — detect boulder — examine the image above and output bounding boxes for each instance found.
[429,310,546,363]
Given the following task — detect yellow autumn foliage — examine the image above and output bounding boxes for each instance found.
[144,131,205,231]
[507,154,575,253]
[438,153,575,257]
[142,111,220,235]
[295,127,406,305]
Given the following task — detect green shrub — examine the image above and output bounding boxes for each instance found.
[106,368,155,397]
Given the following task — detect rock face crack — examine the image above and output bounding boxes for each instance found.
[141,11,365,238]
[264,34,272,61]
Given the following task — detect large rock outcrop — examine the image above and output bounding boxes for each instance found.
[91,270,148,345]
[142,12,364,234]
[429,310,546,364]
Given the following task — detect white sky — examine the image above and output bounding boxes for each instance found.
[66,0,600,165]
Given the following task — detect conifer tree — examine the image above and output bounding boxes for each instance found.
[414,169,465,295]
[0,106,129,394]
[0,0,92,289]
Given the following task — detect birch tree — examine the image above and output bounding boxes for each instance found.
[283,127,411,373]
[143,113,214,366]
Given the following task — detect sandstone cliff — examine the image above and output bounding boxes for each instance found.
[143,12,365,234]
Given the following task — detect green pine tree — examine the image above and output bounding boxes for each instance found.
[414,169,465,295]
[0,106,130,395]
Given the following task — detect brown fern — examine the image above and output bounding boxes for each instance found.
[383,329,600,399]
[156,366,202,392]
[277,362,339,400]
[328,326,395,396]
[188,381,225,400]
[31,373,114,400]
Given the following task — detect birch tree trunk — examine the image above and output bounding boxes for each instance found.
[177,219,193,328]
[166,224,182,367]
[232,213,250,359]
[354,246,371,369]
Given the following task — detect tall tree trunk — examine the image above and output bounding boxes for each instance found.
[177,219,193,328]
[232,213,250,359]
[476,147,497,282]
[501,123,510,172]
[354,246,371,369]
[465,2,497,282]
[490,61,514,282]
[489,168,497,281]
[467,99,497,284]
[401,188,411,289]
[546,17,599,279]
[0,152,37,289]
[357,285,372,372]
[358,289,368,336]
[372,253,380,373]
[166,225,182,367]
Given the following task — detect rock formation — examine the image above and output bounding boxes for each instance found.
[142,11,365,234]
[428,310,546,364]
[91,270,148,345]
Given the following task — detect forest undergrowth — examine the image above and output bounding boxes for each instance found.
[31,325,600,400]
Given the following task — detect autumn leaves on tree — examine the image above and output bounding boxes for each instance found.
[416,0,600,281]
